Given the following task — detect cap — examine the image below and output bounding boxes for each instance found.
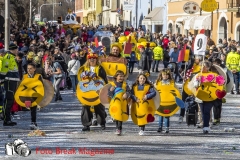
[184,38,188,41]
[9,43,18,50]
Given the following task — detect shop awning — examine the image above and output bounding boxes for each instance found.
[193,15,211,30]
[176,16,189,23]
[142,7,164,25]
[184,16,198,30]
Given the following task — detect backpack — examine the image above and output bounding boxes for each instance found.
[59,62,68,73]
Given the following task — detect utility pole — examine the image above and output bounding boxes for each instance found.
[5,0,9,50]
[53,0,54,21]
[29,0,32,27]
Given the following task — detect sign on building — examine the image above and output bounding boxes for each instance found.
[183,1,200,14]
[123,0,135,10]
[201,0,218,12]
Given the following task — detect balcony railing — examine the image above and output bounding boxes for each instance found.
[227,0,240,8]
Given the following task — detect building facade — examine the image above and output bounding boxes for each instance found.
[134,0,168,33]
[168,0,240,43]
[102,0,121,26]
[81,0,102,25]
[75,0,84,24]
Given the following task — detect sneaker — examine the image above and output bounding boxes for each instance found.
[115,129,121,135]
[92,120,98,126]
[165,127,169,133]
[203,127,210,134]
[213,119,218,125]
[178,116,183,123]
[139,130,144,136]
[82,126,90,131]
[30,122,38,130]
[157,127,162,133]
[3,121,17,126]
[197,122,203,128]
[101,125,106,130]
[231,91,234,94]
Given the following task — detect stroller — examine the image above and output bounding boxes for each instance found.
[185,96,198,126]
[167,62,177,78]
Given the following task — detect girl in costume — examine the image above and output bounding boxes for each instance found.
[131,73,156,136]
[78,52,108,132]
[192,61,226,134]
[15,63,44,130]
[155,69,175,133]
[108,70,131,136]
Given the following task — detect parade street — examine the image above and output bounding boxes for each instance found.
[0,69,240,160]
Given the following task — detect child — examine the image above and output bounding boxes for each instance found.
[26,63,43,130]
[108,70,131,135]
[131,73,156,136]
[155,69,175,133]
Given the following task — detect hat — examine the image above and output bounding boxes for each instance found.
[111,43,123,52]
[184,38,188,41]
[27,52,35,59]
[71,53,76,59]
[9,43,18,50]
[138,45,145,50]
[87,52,98,59]
[0,42,3,49]
[34,56,41,64]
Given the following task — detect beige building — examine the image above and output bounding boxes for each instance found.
[167,0,240,43]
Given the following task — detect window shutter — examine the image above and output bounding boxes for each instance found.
[111,0,117,11]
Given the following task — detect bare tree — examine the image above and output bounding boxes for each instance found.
[9,0,75,27]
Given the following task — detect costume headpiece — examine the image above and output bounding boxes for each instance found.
[87,52,98,59]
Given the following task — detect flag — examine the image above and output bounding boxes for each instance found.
[94,37,99,48]
[178,44,187,62]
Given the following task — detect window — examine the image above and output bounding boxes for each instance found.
[88,0,91,8]
[94,0,95,8]
[117,0,120,9]
[106,0,110,7]
[84,0,88,9]
[102,0,104,6]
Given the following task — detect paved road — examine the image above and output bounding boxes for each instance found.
[0,69,240,159]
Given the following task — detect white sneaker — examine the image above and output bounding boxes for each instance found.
[203,127,210,134]
[30,123,39,130]
[139,130,144,136]
[178,116,183,123]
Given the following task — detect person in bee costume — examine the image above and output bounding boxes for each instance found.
[99,43,128,82]
[77,52,108,131]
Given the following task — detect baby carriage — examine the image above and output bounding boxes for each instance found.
[167,62,177,78]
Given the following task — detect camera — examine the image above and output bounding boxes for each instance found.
[5,139,31,157]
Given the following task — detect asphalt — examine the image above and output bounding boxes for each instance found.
[0,67,240,160]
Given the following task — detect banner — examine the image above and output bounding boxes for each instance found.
[123,0,136,10]
[194,34,207,55]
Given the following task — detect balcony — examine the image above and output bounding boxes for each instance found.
[227,0,240,12]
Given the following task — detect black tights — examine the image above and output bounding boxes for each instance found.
[116,120,122,130]
[139,125,145,131]
[30,106,37,123]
